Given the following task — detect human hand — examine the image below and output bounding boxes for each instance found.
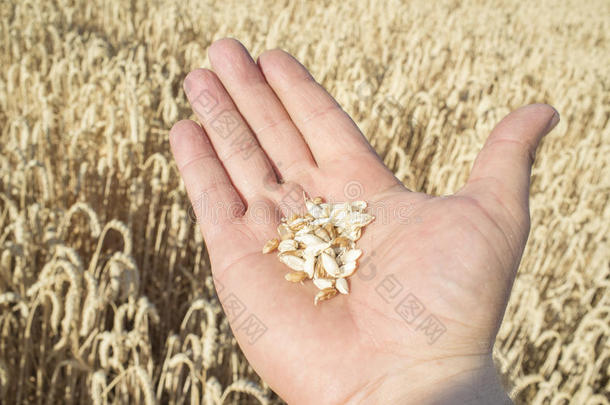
[169,38,559,404]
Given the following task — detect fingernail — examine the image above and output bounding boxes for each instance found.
[183,74,194,96]
[545,107,560,134]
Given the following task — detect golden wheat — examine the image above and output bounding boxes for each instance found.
[0,0,608,404]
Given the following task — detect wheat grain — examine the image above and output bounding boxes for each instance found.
[59,202,102,239]
[90,370,107,405]
[0,292,28,318]
[220,379,269,405]
[135,297,160,332]
[80,272,99,337]
[265,195,373,304]
[0,360,7,398]
[204,376,223,405]
[262,238,279,254]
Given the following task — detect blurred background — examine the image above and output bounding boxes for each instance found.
[0,0,608,403]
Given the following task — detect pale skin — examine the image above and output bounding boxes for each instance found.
[169,38,560,404]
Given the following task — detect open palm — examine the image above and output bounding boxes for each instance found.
[169,38,559,404]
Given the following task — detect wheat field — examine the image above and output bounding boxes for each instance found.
[1,0,608,403]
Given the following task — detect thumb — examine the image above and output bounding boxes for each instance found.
[459,103,560,236]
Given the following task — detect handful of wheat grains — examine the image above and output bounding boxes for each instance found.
[262,195,374,305]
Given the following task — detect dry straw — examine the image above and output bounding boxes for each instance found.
[0,0,608,404]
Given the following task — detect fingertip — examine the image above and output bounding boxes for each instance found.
[183,68,215,95]
[519,103,560,136]
[489,104,559,155]
[169,119,190,146]
[169,119,210,167]
[256,48,281,73]
[257,48,286,63]
[545,105,560,133]
[545,103,560,120]
[208,37,245,60]
[257,48,311,83]
[207,38,258,81]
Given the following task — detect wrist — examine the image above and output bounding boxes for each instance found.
[347,354,512,405]
[413,355,512,405]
